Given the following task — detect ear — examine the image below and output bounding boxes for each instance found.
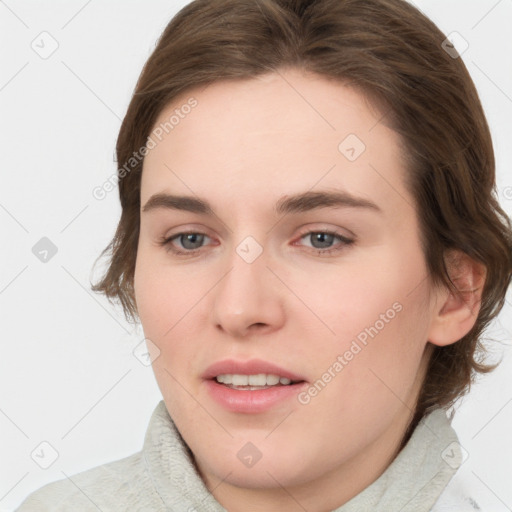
[428,250,486,347]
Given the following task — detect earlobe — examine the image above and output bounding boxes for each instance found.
[428,250,486,347]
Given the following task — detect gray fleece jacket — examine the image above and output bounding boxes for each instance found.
[16,401,481,511]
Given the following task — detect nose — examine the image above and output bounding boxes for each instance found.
[211,245,286,339]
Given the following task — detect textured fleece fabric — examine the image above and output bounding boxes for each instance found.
[16,401,481,511]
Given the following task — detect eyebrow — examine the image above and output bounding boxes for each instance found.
[142,190,381,215]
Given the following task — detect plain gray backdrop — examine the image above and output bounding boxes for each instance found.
[1,1,511,510]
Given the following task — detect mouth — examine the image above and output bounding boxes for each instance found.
[202,359,308,413]
[214,373,304,390]
[202,358,306,386]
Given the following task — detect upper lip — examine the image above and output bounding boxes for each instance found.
[202,359,306,382]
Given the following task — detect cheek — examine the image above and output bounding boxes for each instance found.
[299,245,432,404]
[335,310,430,436]
[134,254,206,413]
[294,286,431,460]
[133,249,220,408]
[134,247,209,338]
[291,249,427,343]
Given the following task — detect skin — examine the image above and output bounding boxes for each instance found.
[134,67,481,512]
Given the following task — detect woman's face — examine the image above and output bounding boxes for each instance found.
[134,68,443,507]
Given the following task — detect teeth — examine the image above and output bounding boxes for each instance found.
[248,374,266,386]
[232,374,248,386]
[215,374,295,386]
[265,374,280,385]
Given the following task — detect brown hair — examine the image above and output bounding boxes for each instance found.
[92,0,512,422]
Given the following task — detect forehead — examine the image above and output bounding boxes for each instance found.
[141,68,411,214]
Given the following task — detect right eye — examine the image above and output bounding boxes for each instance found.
[159,232,213,255]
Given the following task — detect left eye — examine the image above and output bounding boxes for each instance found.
[298,231,353,250]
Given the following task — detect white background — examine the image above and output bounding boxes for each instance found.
[1,1,511,510]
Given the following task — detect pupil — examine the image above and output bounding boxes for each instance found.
[181,233,204,249]
[311,232,334,249]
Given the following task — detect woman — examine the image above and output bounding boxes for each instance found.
[17,0,512,510]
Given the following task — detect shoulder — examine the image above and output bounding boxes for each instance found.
[431,466,482,512]
[15,450,165,512]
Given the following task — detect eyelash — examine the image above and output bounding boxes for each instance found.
[158,229,355,257]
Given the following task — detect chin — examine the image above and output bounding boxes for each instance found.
[196,445,321,490]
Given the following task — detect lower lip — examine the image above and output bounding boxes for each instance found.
[204,379,307,413]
